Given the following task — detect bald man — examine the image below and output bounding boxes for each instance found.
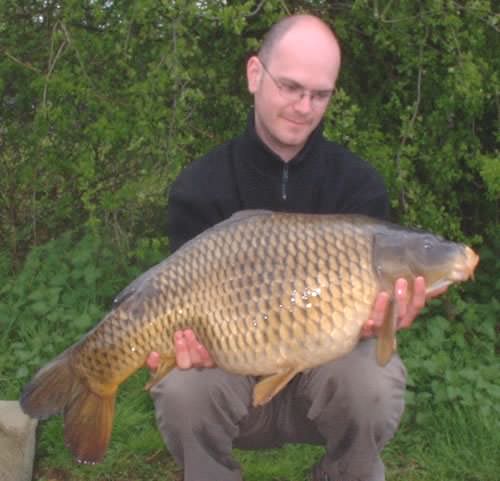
[149,15,436,481]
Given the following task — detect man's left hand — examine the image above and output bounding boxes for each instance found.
[361,276,448,338]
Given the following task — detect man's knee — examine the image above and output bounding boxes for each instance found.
[303,340,406,427]
[339,340,405,403]
[151,368,212,418]
[150,368,253,431]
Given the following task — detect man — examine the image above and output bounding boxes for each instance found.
[148,14,437,481]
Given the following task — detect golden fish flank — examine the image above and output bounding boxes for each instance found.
[20,210,479,464]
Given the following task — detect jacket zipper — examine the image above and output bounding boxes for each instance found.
[281,164,289,201]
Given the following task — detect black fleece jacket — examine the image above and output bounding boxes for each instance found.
[167,113,390,252]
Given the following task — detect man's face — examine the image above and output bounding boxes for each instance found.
[247,22,341,160]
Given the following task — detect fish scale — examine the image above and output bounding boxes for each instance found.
[20,210,479,463]
[163,216,377,373]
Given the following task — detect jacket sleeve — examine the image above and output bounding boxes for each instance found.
[166,165,216,253]
[339,167,390,221]
[166,150,239,252]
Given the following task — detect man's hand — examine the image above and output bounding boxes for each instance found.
[361,276,448,338]
[146,329,215,372]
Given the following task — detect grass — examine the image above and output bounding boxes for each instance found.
[383,406,500,481]
[21,378,499,481]
[236,405,500,481]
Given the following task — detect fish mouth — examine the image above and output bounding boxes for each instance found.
[425,246,479,296]
[449,246,480,282]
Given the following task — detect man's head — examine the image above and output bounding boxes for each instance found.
[247,15,341,161]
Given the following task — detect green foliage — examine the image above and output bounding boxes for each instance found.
[1,0,257,266]
[0,1,498,480]
[324,0,499,238]
[399,238,500,421]
[1,0,497,267]
[0,227,165,398]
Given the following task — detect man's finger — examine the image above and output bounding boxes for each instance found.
[182,329,202,366]
[360,319,376,338]
[175,331,192,369]
[188,342,203,366]
[197,344,215,367]
[146,351,161,371]
[412,276,427,308]
[184,329,196,342]
[399,277,426,329]
[394,278,409,322]
[361,292,390,338]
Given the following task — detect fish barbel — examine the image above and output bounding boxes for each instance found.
[20,211,479,463]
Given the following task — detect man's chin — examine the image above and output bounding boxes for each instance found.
[278,132,310,148]
[282,121,314,142]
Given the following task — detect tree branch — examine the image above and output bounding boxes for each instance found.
[43,20,68,109]
[395,26,428,213]
[245,0,267,18]
[60,21,91,82]
[0,48,41,73]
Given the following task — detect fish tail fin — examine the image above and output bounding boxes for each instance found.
[376,299,398,366]
[64,382,116,463]
[20,347,116,463]
[20,347,77,419]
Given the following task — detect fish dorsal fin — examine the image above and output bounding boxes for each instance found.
[111,262,165,309]
[208,210,274,232]
[230,209,273,220]
[115,211,274,307]
[224,209,273,225]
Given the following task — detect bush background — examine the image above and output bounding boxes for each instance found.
[1,1,498,480]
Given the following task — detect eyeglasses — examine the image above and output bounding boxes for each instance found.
[258,58,334,108]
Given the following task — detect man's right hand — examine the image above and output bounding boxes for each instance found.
[146,329,215,371]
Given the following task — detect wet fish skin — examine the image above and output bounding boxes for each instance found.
[19,211,479,464]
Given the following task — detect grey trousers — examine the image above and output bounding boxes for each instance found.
[150,339,406,481]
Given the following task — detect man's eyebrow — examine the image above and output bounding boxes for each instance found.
[278,76,334,93]
[276,76,302,86]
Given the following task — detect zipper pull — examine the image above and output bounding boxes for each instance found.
[281,164,289,201]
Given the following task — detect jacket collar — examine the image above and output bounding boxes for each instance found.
[239,110,325,175]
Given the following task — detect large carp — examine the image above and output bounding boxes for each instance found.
[20,211,478,463]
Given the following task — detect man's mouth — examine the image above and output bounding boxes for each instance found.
[284,117,309,126]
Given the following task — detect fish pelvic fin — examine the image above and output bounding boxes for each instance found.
[253,368,300,407]
[20,347,117,463]
[144,355,177,390]
[376,299,398,366]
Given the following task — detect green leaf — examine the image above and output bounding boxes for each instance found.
[16,366,29,379]
[30,301,51,315]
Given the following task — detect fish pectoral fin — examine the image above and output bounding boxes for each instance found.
[144,355,177,390]
[376,298,398,366]
[253,368,300,407]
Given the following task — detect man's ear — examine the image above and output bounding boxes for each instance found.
[246,56,262,94]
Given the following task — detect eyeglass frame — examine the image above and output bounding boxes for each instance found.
[258,57,335,107]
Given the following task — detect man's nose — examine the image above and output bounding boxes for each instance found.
[293,92,313,113]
